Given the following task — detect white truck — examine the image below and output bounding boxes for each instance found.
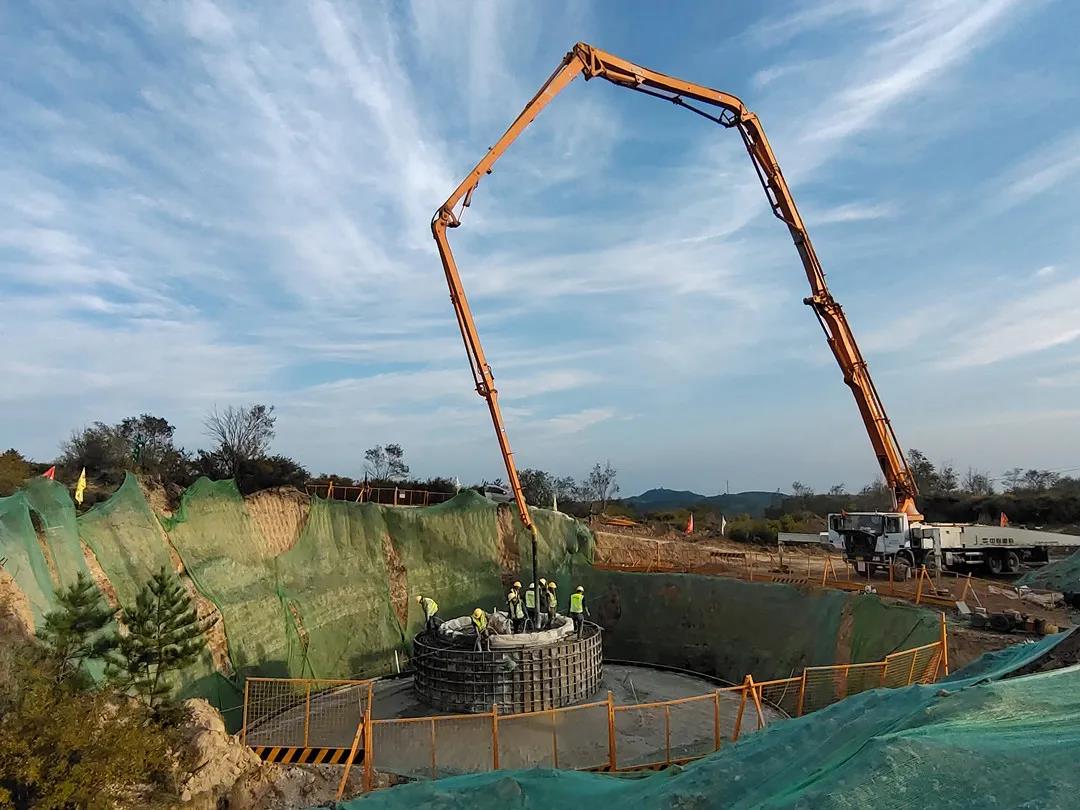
[828,511,1080,575]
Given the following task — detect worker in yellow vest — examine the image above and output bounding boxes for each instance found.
[507,582,526,633]
[416,594,439,633]
[545,581,558,627]
[524,582,538,630]
[471,608,490,651]
[569,586,589,636]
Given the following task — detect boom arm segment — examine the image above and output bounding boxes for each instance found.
[432,42,922,537]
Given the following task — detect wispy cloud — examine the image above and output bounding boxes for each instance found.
[942,276,1080,368]
[987,128,1080,213]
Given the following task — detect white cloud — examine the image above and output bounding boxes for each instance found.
[810,201,897,224]
[942,276,1080,368]
[989,129,1080,213]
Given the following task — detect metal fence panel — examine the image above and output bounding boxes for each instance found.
[497,710,558,770]
[613,704,669,769]
[245,678,370,749]
[434,715,494,776]
[553,703,610,770]
[371,719,436,780]
[666,695,720,761]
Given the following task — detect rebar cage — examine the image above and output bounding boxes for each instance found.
[413,623,603,713]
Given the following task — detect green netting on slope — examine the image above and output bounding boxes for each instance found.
[344,633,1080,810]
[1017,548,1080,593]
[162,478,286,677]
[21,476,93,592]
[79,474,176,604]
[78,473,217,692]
[845,593,941,663]
[274,492,595,680]
[0,492,57,628]
[274,498,402,679]
[578,570,845,681]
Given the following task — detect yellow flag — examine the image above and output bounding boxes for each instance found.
[75,467,87,505]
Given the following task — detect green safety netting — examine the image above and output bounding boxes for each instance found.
[342,631,1080,809]
[1,474,941,734]
[576,569,941,681]
[0,491,57,627]
[1017,548,1080,594]
[21,476,93,592]
[79,473,218,692]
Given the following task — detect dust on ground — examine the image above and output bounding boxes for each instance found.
[245,486,311,558]
[1005,628,1080,677]
[138,477,175,518]
[80,541,121,610]
[178,698,362,809]
[946,625,1018,672]
[0,569,34,640]
[382,533,409,628]
[30,516,61,590]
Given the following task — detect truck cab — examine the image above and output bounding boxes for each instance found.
[828,512,913,571]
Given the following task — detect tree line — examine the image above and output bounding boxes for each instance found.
[0,407,623,517]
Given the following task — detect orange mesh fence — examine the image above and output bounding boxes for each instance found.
[243,678,373,749]
[754,677,802,720]
[244,631,947,789]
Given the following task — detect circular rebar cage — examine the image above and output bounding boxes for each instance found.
[413,623,603,713]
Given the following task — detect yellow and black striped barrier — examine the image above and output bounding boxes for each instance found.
[252,745,357,765]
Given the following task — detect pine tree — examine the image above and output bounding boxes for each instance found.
[107,566,206,714]
[38,572,115,683]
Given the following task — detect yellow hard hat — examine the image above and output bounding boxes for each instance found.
[472,608,484,619]
[415,595,423,604]
[512,581,522,588]
[576,586,584,593]
[548,581,557,589]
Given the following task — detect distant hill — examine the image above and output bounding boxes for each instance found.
[623,488,706,511]
[622,488,786,517]
[698,491,785,517]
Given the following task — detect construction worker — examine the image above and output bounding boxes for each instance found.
[471,608,490,651]
[524,582,538,630]
[507,582,525,633]
[416,594,439,633]
[546,580,558,626]
[538,577,550,628]
[569,585,589,636]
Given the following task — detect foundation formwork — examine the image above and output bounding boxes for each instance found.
[413,623,603,713]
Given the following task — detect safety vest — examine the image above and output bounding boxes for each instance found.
[570,592,584,614]
[472,612,487,632]
[524,589,536,609]
[421,597,438,618]
[507,591,525,619]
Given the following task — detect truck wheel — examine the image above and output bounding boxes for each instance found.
[987,553,1005,575]
[1003,551,1020,574]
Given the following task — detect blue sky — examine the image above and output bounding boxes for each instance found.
[2,0,1080,496]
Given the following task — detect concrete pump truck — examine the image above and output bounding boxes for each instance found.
[429,42,1078,585]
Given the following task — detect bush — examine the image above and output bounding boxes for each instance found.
[0,644,184,809]
[0,449,30,497]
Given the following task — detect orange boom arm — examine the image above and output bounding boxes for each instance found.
[432,42,922,535]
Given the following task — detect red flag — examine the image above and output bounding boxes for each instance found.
[42,466,56,480]
[685,513,694,534]
[1000,512,1009,527]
